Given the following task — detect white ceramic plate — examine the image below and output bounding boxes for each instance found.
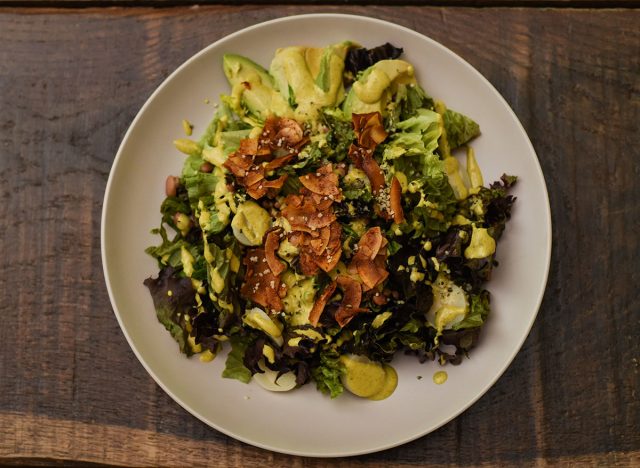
[102,14,551,457]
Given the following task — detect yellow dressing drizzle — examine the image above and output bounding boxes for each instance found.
[433,371,448,385]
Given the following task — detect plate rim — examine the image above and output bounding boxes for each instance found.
[101,12,552,457]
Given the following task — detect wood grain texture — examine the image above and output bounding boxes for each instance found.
[0,4,638,466]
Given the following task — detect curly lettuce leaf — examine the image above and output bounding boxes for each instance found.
[344,42,403,78]
[143,267,196,356]
[311,348,344,398]
[461,174,518,239]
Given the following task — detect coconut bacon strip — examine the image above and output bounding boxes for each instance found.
[390,176,405,224]
[264,228,286,276]
[240,248,286,312]
[348,227,390,291]
[334,275,368,327]
[308,281,337,327]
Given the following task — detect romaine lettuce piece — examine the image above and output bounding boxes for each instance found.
[442,108,480,149]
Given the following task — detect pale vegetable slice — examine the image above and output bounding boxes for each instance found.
[427,273,469,332]
[253,361,297,392]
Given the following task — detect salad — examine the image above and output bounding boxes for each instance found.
[144,42,517,400]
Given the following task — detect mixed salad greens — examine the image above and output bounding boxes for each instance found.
[144,42,517,400]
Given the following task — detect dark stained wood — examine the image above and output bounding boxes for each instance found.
[0,4,638,466]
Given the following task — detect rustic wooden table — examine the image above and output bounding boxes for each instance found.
[1,1,639,466]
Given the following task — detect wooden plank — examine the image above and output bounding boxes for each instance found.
[0,4,638,466]
[2,412,640,467]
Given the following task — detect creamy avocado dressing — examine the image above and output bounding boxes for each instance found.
[345,59,416,116]
[243,307,283,340]
[353,60,414,103]
[466,146,483,189]
[464,225,496,259]
[270,44,350,121]
[262,344,276,364]
[340,354,398,400]
[433,370,448,385]
[281,271,317,326]
[294,328,325,341]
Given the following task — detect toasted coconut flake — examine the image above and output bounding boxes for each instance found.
[334,275,368,327]
[309,281,337,327]
[265,153,296,171]
[288,231,306,247]
[309,225,332,255]
[244,168,265,187]
[245,181,267,200]
[224,153,253,178]
[313,248,342,273]
[361,152,386,195]
[311,222,342,272]
[299,163,343,200]
[241,248,284,312]
[352,112,388,148]
[264,228,286,276]
[325,222,343,258]
[337,275,362,307]
[309,192,335,210]
[278,171,344,277]
[390,176,405,223]
[348,227,389,291]
[238,138,259,156]
[356,227,383,260]
[258,116,278,149]
[299,251,320,276]
[356,258,389,291]
[261,174,288,189]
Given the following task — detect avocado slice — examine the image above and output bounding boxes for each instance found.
[343,59,416,117]
[222,54,291,121]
